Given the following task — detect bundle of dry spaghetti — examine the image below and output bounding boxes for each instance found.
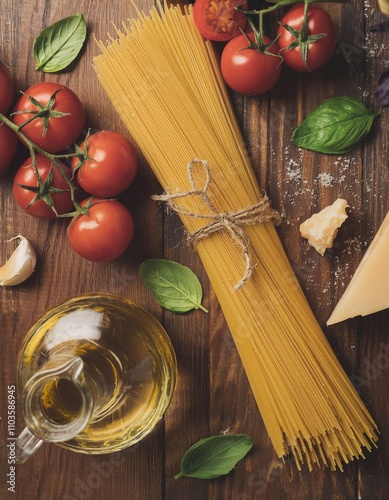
[93,2,378,470]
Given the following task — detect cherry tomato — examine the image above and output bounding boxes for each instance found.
[0,61,14,114]
[71,131,138,197]
[12,82,85,153]
[193,0,248,42]
[277,5,336,73]
[13,154,73,219]
[0,122,17,174]
[67,198,134,262]
[221,34,282,95]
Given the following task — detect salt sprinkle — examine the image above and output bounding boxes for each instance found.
[317,172,334,188]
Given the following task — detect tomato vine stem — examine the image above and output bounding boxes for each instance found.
[239,0,344,56]
[0,111,82,213]
[301,0,310,42]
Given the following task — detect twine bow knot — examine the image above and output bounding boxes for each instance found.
[152,159,281,290]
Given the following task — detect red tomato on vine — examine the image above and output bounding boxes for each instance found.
[13,154,73,219]
[71,130,138,197]
[277,4,336,73]
[0,61,14,114]
[12,82,85,153]
[193,0,248,42]
[221,33,282,95]
[0,122,17,174]
[67,198,134,262]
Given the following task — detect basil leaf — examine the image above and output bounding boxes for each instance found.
[175,435,254,479]
[376,69,389,107]
[33,13,87,73]
[139,259,208,313]
[292,96,379,154]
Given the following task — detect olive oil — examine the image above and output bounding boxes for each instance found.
[17,294,177,455]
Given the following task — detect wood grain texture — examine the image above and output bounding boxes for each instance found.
[0,1,388,499]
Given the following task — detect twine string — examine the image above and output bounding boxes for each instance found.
[152,159,281,290]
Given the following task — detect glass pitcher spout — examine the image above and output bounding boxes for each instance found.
[16,356,94,463]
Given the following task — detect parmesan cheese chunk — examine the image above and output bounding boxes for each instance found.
[378,0,389,15]
[300,198,348,256]
[327,211,389,325]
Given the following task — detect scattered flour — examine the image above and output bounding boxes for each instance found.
[282,151,359,195]
[286,159,302,182]
[363,0,387,59]
[317,172,335,188]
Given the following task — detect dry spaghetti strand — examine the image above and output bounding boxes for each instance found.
[93,2,378,470]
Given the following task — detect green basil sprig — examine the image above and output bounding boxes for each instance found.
[175,435,254,480]
[139,258,208,313]
[33,13,87,73]
[292,96,380,154]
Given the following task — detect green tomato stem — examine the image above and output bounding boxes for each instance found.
[0,111,80,212]
[258,12,264,46]
[301,0,310,42]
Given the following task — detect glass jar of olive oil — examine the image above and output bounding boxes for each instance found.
[16,293,177,463]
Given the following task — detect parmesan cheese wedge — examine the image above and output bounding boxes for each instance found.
[378,0,389,15]
[300,198,348,256]
[327,211,389,325]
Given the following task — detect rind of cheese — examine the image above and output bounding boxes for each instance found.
[299,198,348,256]
[378,0,389,15]
[327,211,389,325]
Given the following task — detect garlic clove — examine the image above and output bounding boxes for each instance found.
[0,235,37,286]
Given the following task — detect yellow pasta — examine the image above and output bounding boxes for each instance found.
[93,2,378,470]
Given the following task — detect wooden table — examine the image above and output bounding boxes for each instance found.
[1,1,388,498]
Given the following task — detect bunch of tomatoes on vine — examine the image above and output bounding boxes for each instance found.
[0,0,341,263]
[0,66,137,262]
[193,0,342,95]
